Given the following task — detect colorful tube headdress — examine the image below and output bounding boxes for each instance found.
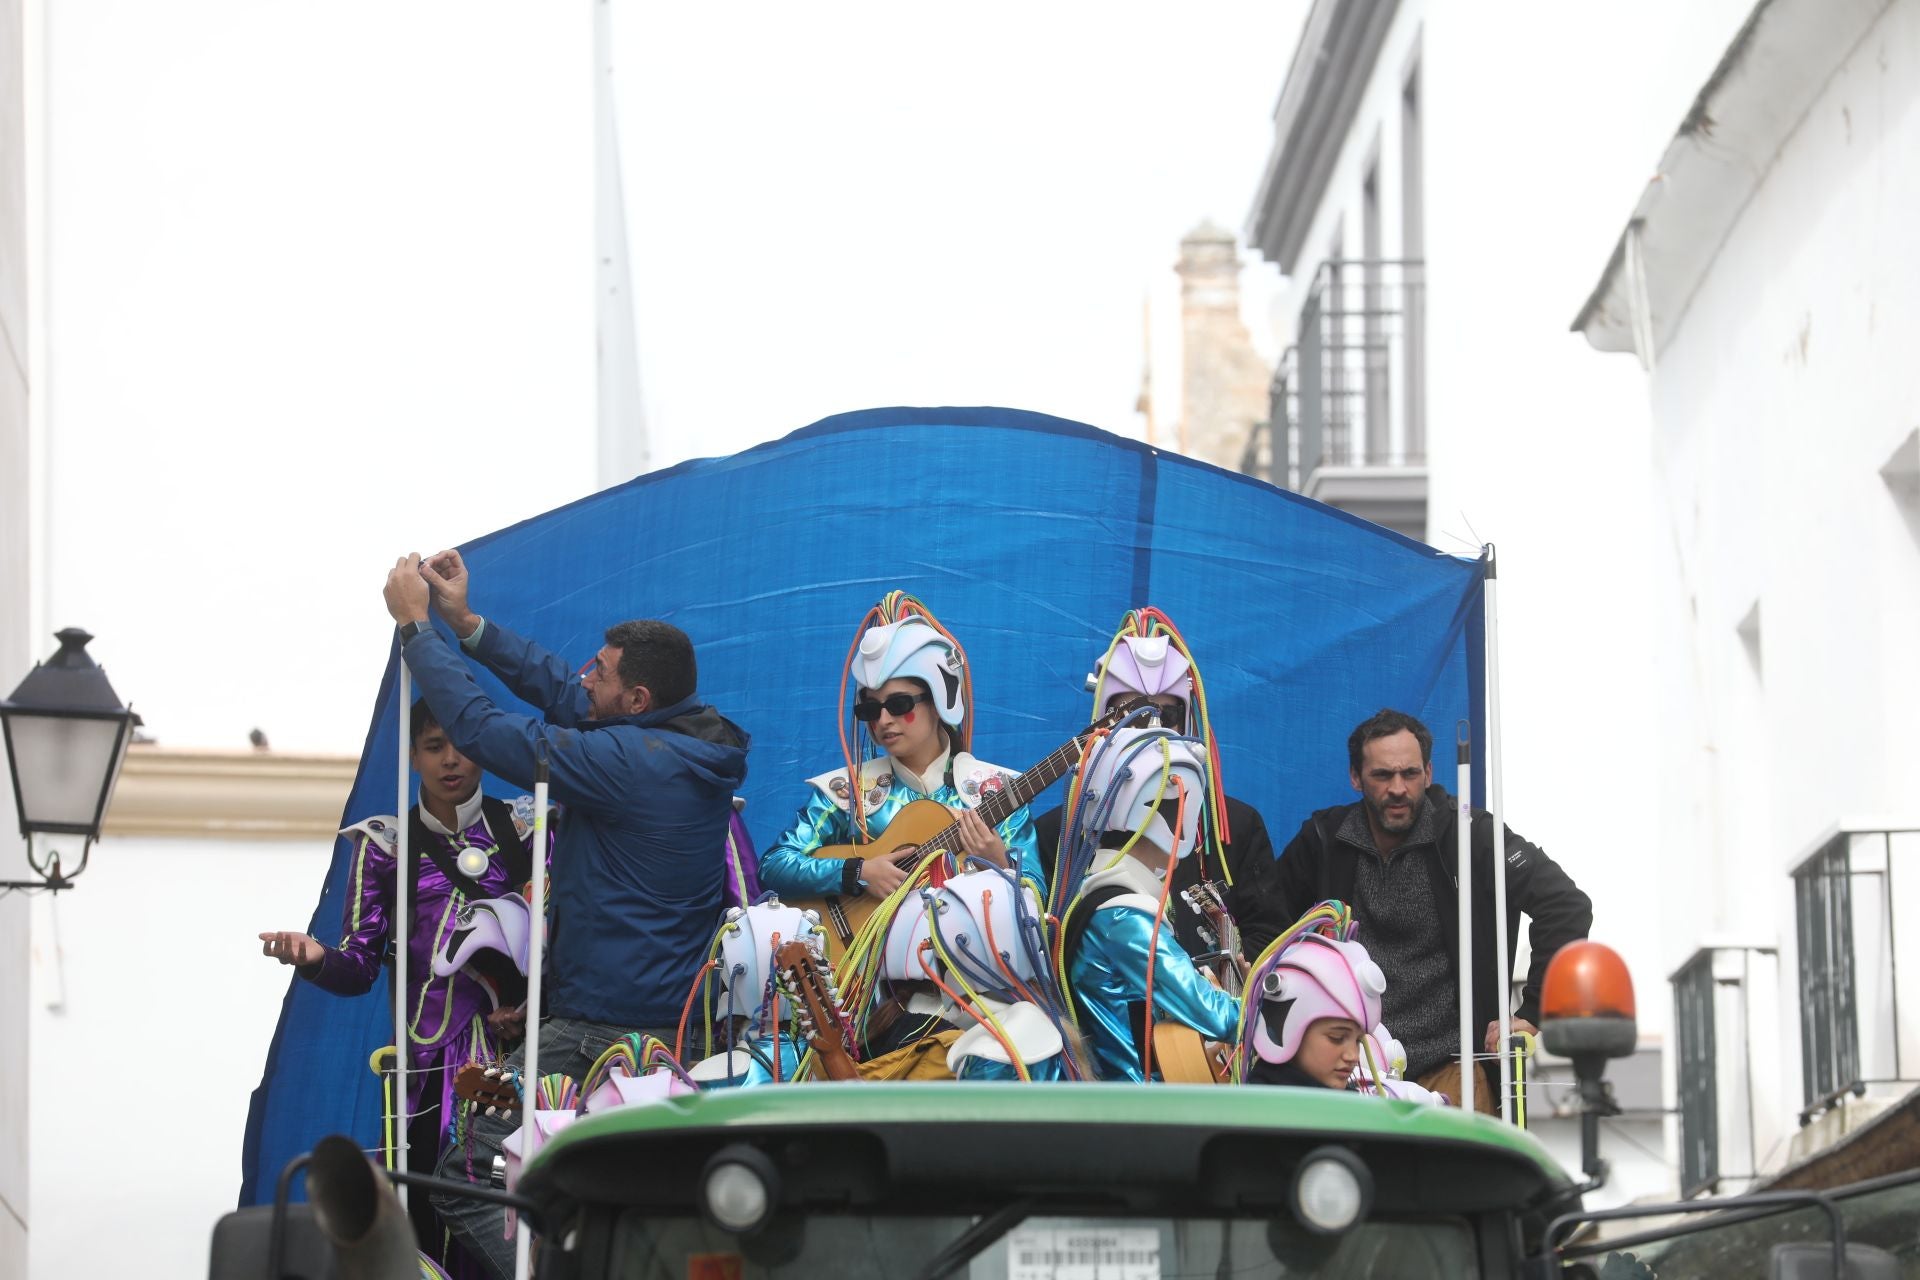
[837,591,973,842]
[1051,726,1210,916]
[1250,932,1386,1067]
[1085,608,1232,872]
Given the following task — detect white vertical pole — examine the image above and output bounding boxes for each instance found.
[1486,546,1514,1123]
[513,758,550,1280]
[1456,722,1475,1115]
[394,663,411,1209]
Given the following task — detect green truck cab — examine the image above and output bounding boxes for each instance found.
[516,1082,1571,1278]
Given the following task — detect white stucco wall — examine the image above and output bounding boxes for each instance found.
[1640,0,1920,1151]
[3,0,33,1270]
[26,834,332,1279]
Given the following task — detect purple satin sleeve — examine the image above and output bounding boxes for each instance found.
[310,831,393,995]
[724,809,761,909]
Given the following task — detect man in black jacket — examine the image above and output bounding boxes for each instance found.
[1271,709,1592,1111]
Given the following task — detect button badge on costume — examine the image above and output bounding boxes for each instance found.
[456,844,491,879]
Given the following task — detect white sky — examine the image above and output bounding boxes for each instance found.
[616,2,1299,467]
[35,0,1302,753]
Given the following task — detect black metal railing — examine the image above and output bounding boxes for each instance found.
[1793,826,1918,1122]
[1273,259,1425,490]
[1672,945,1776,1197]
[1674,950,1720,1196]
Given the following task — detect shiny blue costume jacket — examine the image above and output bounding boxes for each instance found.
[1067,860,1242,1082]
[758,749,1045,899]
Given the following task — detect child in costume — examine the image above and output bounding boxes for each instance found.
[758,592,1045,1054]
[1245,929,1386,1090]
[257,700,534,1277]
[1234,902,1447,1104]
[1056,725,1242,1082]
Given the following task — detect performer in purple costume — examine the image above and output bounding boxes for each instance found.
[259,700,533,1277]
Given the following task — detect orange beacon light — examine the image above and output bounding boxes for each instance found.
[1539,941,1637,1185]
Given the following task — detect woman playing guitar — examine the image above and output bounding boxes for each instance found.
[756,592,1045,1054]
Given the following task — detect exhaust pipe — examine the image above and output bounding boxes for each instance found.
[305,1134,421,1280]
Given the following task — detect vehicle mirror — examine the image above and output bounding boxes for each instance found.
[1770,1242,1899,1280]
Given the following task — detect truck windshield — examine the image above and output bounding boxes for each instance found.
[607,1211,1476,1277]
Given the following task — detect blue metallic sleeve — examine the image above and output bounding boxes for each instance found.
[1102,908,1242,1042]
[756,789,854,899]
[996,803,1046,900]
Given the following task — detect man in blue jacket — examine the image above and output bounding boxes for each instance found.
[383,549,749,1279]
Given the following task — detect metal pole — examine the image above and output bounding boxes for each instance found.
[1457,721,1475,1114]
[394,663,411,1210]
[513,755,550,1280]
[1485,546,1513,1122]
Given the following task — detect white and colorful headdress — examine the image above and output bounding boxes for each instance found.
[853,619,966,729]
[1089,633,1193,703]
[1085,608,1232,869]
[836,591,974,843]
[1249,933,1386,1066]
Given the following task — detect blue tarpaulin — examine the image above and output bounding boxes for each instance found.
[239,406,1485,1202]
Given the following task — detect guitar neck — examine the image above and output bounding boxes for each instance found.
[890,699,1146,867]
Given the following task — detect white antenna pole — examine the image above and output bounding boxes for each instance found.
[594,0,647,488]
[394,663,411,1210]
[1486,546,1514,1123]
[513,755,550,1280]
[1456,721,1475,1115]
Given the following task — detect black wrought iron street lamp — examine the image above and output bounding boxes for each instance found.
[0,628,141,891]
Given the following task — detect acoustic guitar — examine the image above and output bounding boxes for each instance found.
[1180,879,1248,997]
[792,696,1152,961]
[775,940,861,1081]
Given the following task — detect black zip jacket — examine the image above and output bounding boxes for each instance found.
[1270,784,1592,1033]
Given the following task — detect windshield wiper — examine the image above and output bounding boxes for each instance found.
[912,1197,1039,1280]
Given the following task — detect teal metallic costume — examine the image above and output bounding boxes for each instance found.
[1066,855,1242,1081]
[757,748,1046,899]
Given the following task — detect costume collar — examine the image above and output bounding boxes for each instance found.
[419,789,485,838]
[1077,851,1171,903]
[888,739,952,797]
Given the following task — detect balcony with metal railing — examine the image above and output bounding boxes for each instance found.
[1671,944,1783,1198]
[1247,259,1427,539]
[1792,824,1920,1132]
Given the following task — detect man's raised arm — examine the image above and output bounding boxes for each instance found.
[419,549,590,726]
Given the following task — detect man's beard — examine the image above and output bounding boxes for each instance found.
[1366,794,1419,834]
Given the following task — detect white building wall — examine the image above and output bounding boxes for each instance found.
[3,0,32,1270]
[1641,0,1920,1145]
[27,834,332,1279]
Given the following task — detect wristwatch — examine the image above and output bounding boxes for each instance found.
[841,857,866,897]
[398,620,432,644]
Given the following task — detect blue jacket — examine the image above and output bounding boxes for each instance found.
[402,621,749,1026]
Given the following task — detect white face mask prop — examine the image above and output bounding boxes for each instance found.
[712,903,821,1025]
[1078,728,1210,863]
[924,868,1050,994]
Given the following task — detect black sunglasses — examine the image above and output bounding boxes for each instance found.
[854,691,931,722]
